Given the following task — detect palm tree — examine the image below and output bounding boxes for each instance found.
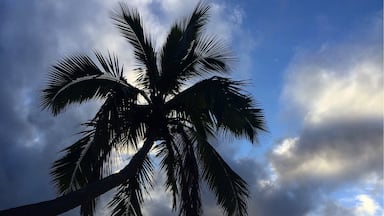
[0,2,265,216]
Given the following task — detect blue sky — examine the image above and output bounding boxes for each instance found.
[0,0,382,215]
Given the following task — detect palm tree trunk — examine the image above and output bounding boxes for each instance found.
[0,139,154,216]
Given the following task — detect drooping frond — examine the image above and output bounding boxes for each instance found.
[109,156,154,216]
[51,90,148,216]
[111,3,159,91]
[49,129,99,216]
[195,135,249,216]
[51,131,94,193]
[42,53,139,115]
[167,76,266,143]
[175,126,202,216]
[155,139,180,211]
[50,90,150,192]
[80,199,97,216]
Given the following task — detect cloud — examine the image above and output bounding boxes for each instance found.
[271,119,382,186]
[354,194,382,216]
[270,10,383,216]
[282,43,382,125]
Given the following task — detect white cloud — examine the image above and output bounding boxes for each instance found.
[282,44,383,125]
[272,137,297,156]
[354,194,381,216]
[156,0,200,20]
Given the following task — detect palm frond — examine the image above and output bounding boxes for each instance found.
[187,35,232,74]
[154,139,180,211]
[109,156,154,216]
[158,24,184,95]
[175,126,202,216]
[51,91,144,215]
[195,133,249,216]
[42,54,139,115]
[80,199,97,216]
[50,126,112,216]
[159,2,211,95]
[94,51,124,78]
[119,104,150,150]
[166,76,266,142]
[50,131,93,193]
[50,90,139,187]
[50,130,102,216]
[111,3,159,91]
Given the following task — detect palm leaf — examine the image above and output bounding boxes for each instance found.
[109,156,153,216]
[167,76,266,142]
[51,90,146,215]
[111,3,159,91]
[159,2,211,95]
[154,139,180,211]
[175,126,202,216]
[42,53,139,115]
[186,35,232,75]
[50,131,93,193]
[186,123,249,216]
[94,51,124,78]
[196,135,249,216]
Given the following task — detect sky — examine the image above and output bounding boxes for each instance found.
[0,0,382,215]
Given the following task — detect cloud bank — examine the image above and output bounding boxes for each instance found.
[269,13,383,215]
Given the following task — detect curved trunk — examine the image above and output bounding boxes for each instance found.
[0,139,154,216]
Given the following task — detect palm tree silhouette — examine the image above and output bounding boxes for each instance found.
[0,2,265,216]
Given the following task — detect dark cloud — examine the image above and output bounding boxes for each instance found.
[318,200,355,216]
[245,119,382,216]
[0,0,109,212]
[249,185,316,216]
[270,118,383,187]
[263,111,383,215]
